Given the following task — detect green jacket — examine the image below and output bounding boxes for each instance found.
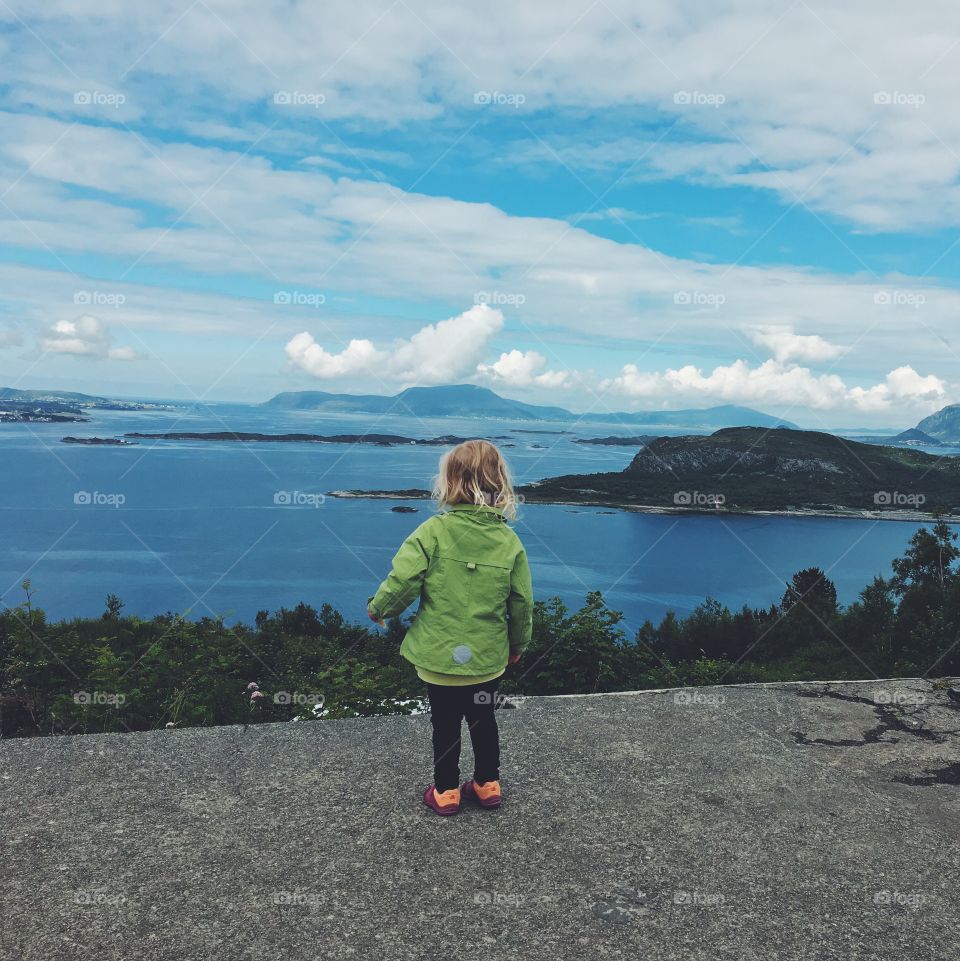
[368,505,533,676]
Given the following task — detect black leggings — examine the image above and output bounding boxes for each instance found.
[426,678,500,792]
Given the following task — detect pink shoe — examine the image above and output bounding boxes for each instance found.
[461,778,502,809]
[422,785,461,816]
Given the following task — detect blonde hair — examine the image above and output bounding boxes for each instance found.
[433,439,518,520]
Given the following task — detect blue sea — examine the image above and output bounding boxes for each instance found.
[1,403,955,633]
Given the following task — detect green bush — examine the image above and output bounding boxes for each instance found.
[1,520,957,738]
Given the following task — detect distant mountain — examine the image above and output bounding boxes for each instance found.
[0,387,108,404]
[916,404,960,443]
[264,384,572,420]
[264,385,796,428]
[889,428,944,447]
[0,387,171,412]
[596,403,797,429]
[849,427,944,449]
[521,427,960,514]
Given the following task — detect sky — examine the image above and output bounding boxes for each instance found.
[1,1,959,428]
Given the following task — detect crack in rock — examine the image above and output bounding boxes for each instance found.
[790,688,942,748]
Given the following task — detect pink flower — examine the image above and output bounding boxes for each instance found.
[246,682,260,692]
[250,690,264,701]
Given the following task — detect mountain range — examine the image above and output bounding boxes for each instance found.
[263,384,799,429]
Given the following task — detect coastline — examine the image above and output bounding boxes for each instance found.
[326,489,957,524]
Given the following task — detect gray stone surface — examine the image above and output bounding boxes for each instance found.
[3,679,959,961]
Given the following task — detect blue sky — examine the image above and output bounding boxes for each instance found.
[1,1,959,427]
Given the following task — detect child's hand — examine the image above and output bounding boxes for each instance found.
[509,652,521,666]
[368,607,386,628]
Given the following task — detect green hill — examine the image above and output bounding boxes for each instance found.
[522,427,960,513]
[0,386,107,404]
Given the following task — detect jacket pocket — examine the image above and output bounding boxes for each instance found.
[433,554,511,618]
[465,560,511,621]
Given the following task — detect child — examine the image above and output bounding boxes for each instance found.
[367,439,533,816]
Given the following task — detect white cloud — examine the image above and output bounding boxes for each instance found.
[39,315,138,361]
[1,112,957,381]
[747,325,847,364]
[848,365,947,412]
[286,304,503,384]
[283,334,381,378]
[390,305,504,383]
[601,359,948,415]
[0,80,957,423]
[2,3,960,228]
[477,349,572,388]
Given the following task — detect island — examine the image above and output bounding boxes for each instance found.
[850,427,945,448]
[122,431,475,446]
[326,427,960,520]
[522,427,960,517]
[0,387,174,412]
[61,436,137,446]
[0,401,89,423]
[329,489,431,500]
[575,435,655,446]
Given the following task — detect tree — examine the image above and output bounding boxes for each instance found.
[781,568,838,616]
[891,518,959,595]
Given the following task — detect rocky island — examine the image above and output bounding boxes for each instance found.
[575,435,655,446]
[61,436,137,445]
[328,427,960,520]
[0,401,89,423]
[523,427,960,517]
[123,431,474,446]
